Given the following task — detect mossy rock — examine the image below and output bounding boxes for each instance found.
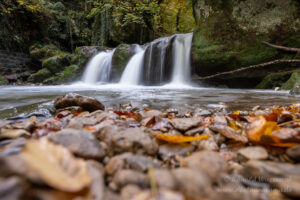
[30,44,63,60]
[290,83,300,95]
[28,68,52,83]
[281,70,300,90]
[191,0,300,88]
[0,76,7,85]
[43,65,79,85]
[42,54,71,74]
[111,44,135,82]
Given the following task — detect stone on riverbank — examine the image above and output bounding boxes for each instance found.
[54,93,104,112]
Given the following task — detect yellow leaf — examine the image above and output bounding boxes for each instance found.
[233,110,240,115]
[21,138,91,192]
[152,132,210,143]
[228,121,241,130]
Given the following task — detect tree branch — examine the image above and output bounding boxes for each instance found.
[261,41,300,53]
[196,59,300,80]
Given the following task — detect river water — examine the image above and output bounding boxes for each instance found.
[0,84,298,120]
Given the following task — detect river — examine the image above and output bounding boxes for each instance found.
[0,84,298,120]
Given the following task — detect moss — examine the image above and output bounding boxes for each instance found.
[42,54,71,74]
[0,76,7,85]
[28,68,52,83]
[43,65,79,85]
[30,44,63,60]
[110,44,135,81]
[281,70,300,90]
[256,70,295,89]
[191,0,299,87]
[59,65,79,80]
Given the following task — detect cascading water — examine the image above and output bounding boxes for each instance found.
[119,45,145,85]
[171,33,193,85]
[81,32,193,86]
[82,49,115,84]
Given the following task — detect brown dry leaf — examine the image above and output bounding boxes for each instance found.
[21,138,91,192]
[152,132,210,143]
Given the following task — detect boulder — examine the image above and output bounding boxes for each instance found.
[54,93,104,112]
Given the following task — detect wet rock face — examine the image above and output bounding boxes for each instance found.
[141,35,176,85]
[111,44,136,82]
[54,93,104,112]
[78,46,105,58]
[48,128,105,160]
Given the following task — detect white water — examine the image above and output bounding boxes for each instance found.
[119,46,145,85]
[82,49,115,84]
[81,33,193,86]
[171,33,193,84]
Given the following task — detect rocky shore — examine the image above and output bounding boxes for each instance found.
[0,93,300,200]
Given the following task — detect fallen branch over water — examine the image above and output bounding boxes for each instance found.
[262,41,300,53]
[197,59,300,80]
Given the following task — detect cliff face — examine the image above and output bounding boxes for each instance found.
[191,0,300,88]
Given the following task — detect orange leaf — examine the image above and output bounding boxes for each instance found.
[84,126,97,132]
[247,116,280,142]
[246,116,300,147]
[152,132,210,143]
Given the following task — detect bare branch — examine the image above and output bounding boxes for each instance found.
[196,59,300,80]
[262,41,300,53]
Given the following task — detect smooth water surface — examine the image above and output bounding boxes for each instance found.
[0,84,298,120]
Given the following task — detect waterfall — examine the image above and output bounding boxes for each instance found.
[171,33,193,84]
[119,46,145,85]
[81,32,193,86]
[82,49,115,84]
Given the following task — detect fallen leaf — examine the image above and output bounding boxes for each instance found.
[21,138,91,192]
[228,121,241,130]
[246,116,300,147]
[114,111,138,121]
[84,126,97,132]
[56,110,72,119]
[247,116,280,142]
[263,112,278,122]
[213,125,248,143]
[152,132,210,143]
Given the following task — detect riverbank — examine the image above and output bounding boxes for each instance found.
[0,93,299,200]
